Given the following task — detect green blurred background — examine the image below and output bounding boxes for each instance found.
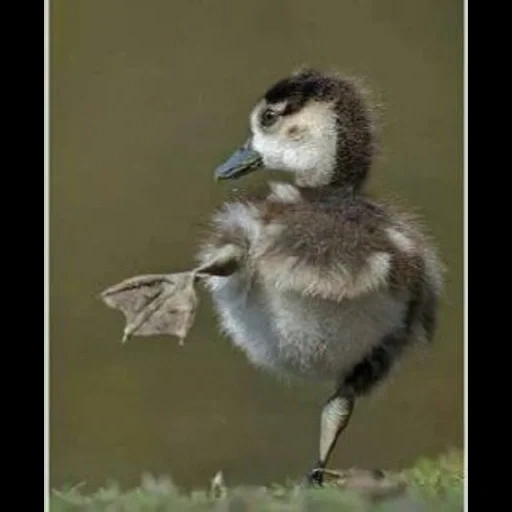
[50,0,463,490]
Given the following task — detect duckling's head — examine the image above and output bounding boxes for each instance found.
[214,69,378,189]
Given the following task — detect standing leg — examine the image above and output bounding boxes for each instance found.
[307,391,354,485]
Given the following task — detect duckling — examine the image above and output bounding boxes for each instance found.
[197,69,443,485]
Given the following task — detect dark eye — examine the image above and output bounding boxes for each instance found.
[261,108,279,127]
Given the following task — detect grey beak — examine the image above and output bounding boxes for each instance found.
[214,138,263,181]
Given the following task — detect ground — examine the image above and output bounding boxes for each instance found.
[49,451,464,511]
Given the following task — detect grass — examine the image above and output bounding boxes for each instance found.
[49,451,464,511]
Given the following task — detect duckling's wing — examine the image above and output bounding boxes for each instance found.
[198,193,437,304]
[256,198,402,302]
[258,243,393,302]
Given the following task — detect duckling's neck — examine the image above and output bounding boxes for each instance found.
[297,182,364,206]
[295,165,369,193]
[330,99,375,190]
[330,163,370,191]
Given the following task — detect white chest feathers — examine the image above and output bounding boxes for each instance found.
[207,272,406,381]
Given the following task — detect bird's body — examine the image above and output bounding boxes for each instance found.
[194,69,443,483]
[200,186,440,384]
